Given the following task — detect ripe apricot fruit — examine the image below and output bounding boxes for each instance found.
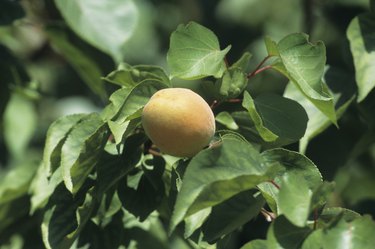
[142,88,215,157]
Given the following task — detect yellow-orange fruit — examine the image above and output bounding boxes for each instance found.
[142,88,215,157]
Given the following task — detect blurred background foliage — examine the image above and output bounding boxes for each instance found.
[0,0,374,248]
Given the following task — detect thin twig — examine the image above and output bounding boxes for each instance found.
[247,55,271,79]
[260,208,276,222]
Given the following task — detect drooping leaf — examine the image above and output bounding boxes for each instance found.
[202,190,265,243]
[54,0,138,62]
[347,13,375,102]
[3,93,37,158]
[43,114,86,175]
[272,33,336,125]
[61,113,108,193]
[45,26,106,99]
[258,148,322,213]
[167,21,231,80]
[170,136,282,233]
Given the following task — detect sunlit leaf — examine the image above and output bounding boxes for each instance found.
[54,0,138,62]
[347,13,375,102]
[167,22,231,79]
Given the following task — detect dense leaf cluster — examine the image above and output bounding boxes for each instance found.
[1,0,375,248]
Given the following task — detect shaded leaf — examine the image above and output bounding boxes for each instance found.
[240,240,268,249]
[267,215,311,249]
[61,113,108,193]
[170,136,282,233]
[54,0,138,62]
[202,190,265,242]
[167,22,231,79]
[43,114,86,175]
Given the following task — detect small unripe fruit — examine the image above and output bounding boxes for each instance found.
[142,88,215,157]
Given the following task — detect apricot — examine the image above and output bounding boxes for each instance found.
[142,88,215,157]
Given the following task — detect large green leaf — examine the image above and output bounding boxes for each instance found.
[3,93,37,158]
[45,26,106,99]
[271,34,337,125]
[54,0,138,62]
[170,136,282,233]
[258,148,322,213]
[242,91,308,144]
[167,22,231,80]
[323,215,375,249]
[43,114,86,175]
[277,174,312,227]
[202,190,265,243]
[42,184,95,249]
[240,240,268,249]
[61,113,108,193]
[347,13,375,102]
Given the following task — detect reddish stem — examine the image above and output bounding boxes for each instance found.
[226,98,242,103]
[224,57,229,69]
[269,180,280,190]
[247,55,272,79]
[148,148,162,157]
[313,208,318,230]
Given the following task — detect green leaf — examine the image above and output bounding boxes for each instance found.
[323,215,375,249]
[42,184,95,249]
[272,33,336,125]
[118,156,165,221]
[0,0,25,25]
[217,67,248,99]
[170,136,282,233]
[231,52,252,71]
[317,207,361,229]
[167,21,231,80]
[347,13,375,102]
[202,190,265,243]
[277,174,313,227]
[96,133,146,197]
[215,111,239,130]
[54,0,138,62]
[0,152,39,203]
[61,113,108,193]
[104,64,171,88]
[45,26,106,99]
[3,93,37,158]
[258,148,322,213]
[301,229,323,249]
[284,66,355,153]
[242,92,308,144]
[267,215,311,249]
[43,114,86,175]
[240,240,268,249]
[265,36,279,56]
[242,91,278,142]
[103,79,168,144]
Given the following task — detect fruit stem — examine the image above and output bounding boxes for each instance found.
[247,55,272,79]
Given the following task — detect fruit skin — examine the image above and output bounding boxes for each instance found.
[142,88,215,157]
